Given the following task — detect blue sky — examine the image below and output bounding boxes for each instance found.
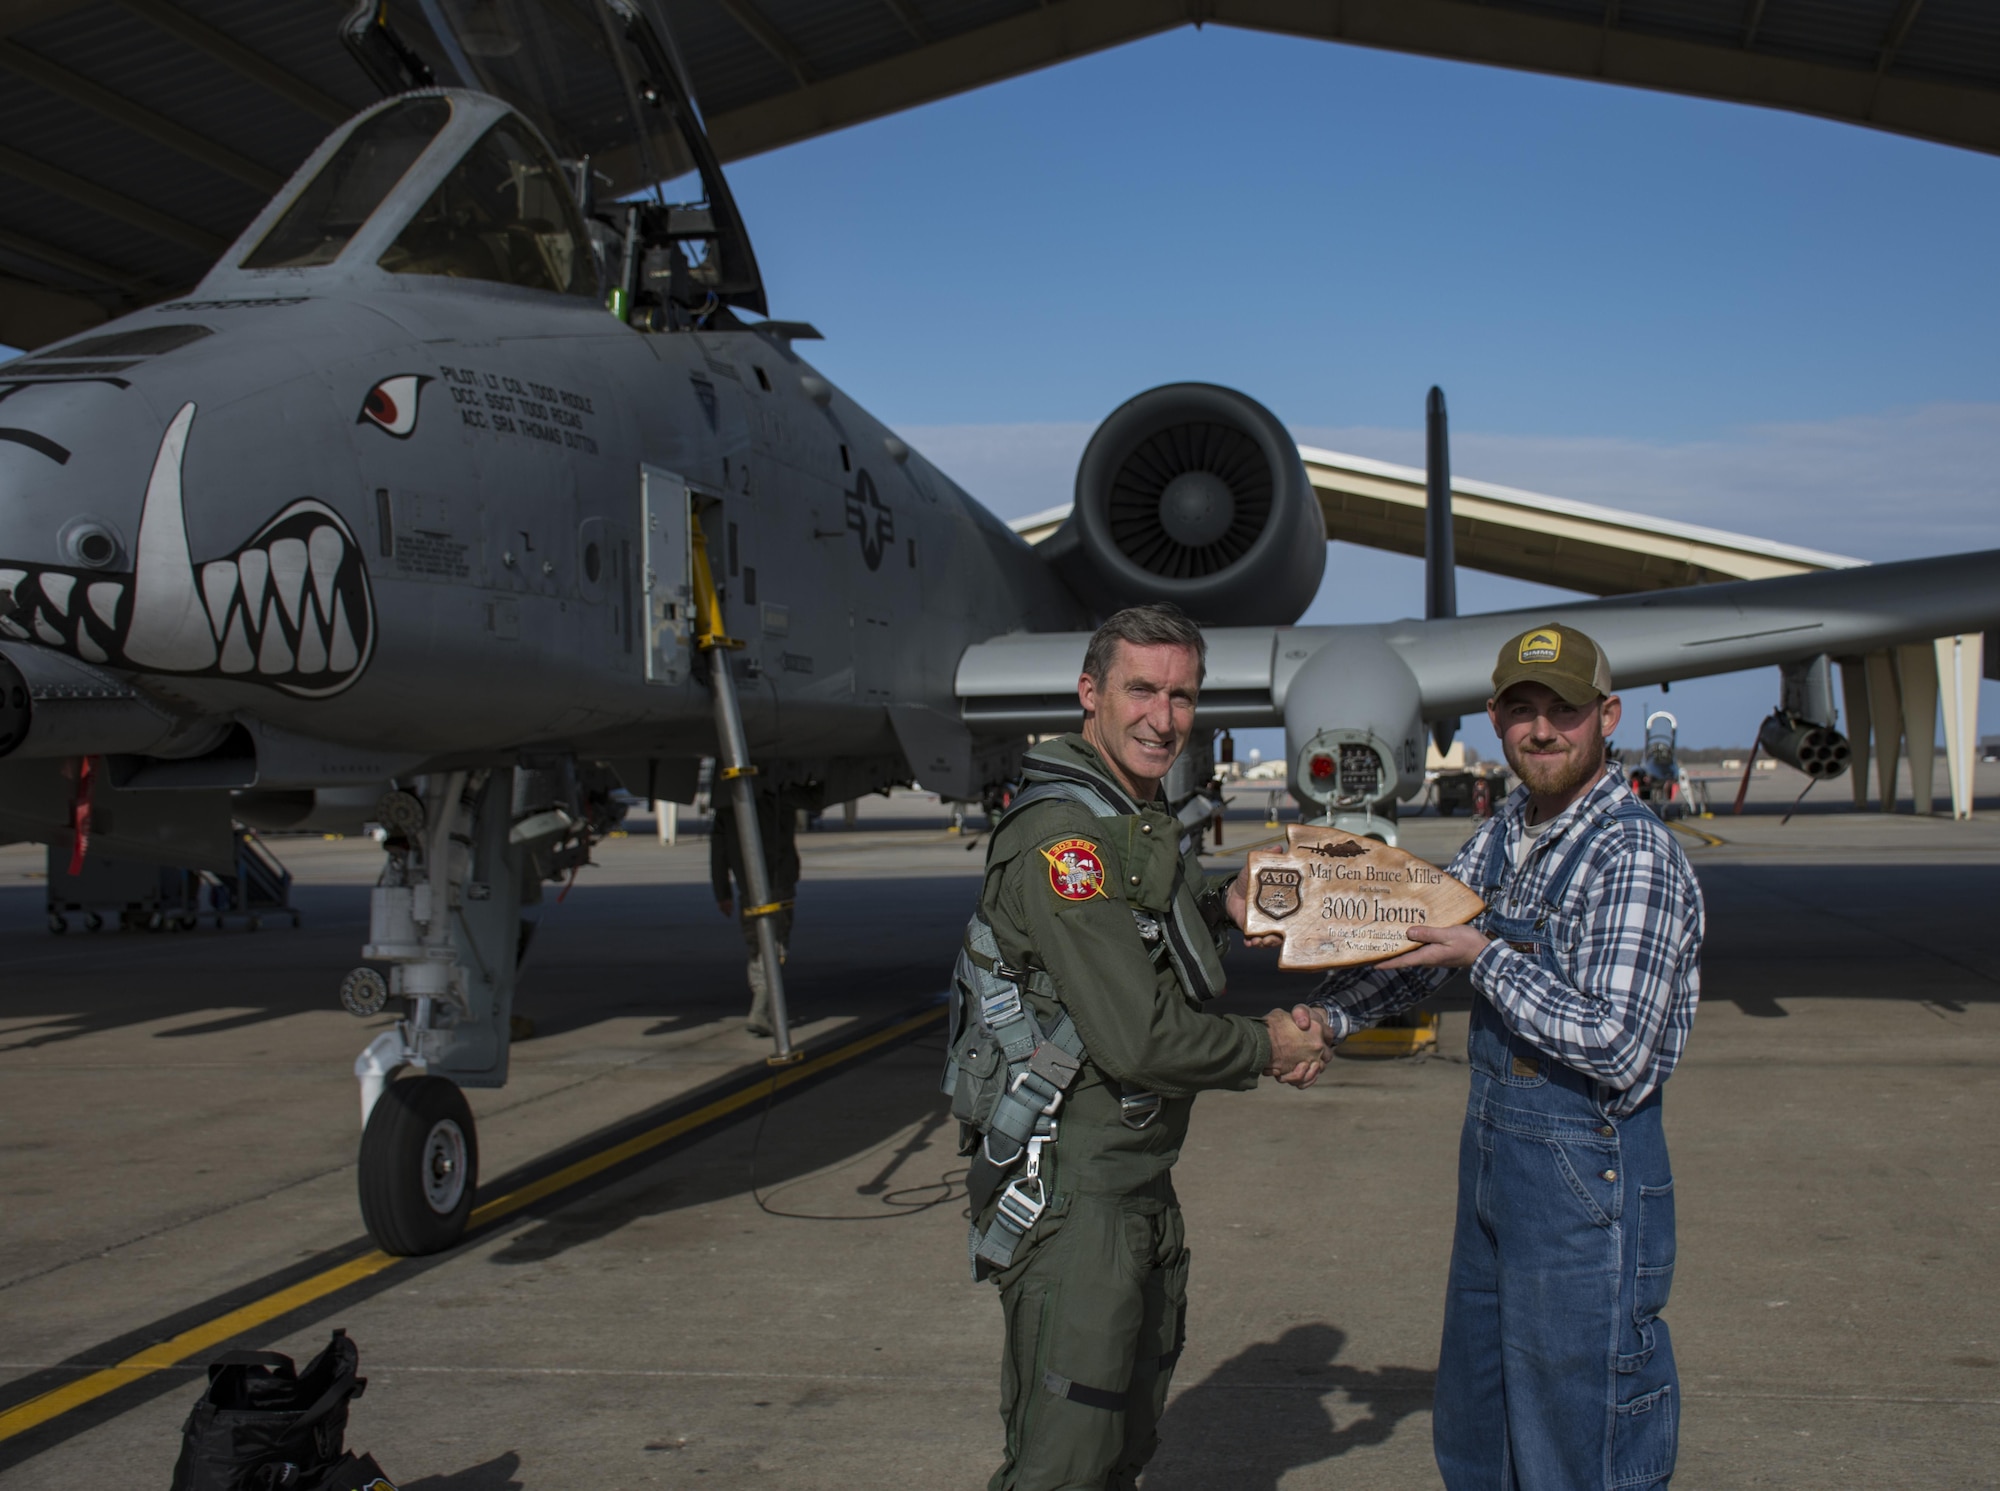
[720,25,2000,754]
[6,28,1996,757]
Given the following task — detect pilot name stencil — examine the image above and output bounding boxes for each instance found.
[439,366,600,455]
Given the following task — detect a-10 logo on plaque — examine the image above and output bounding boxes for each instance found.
[1243,825,1485,969]
[1254,867,1303,919]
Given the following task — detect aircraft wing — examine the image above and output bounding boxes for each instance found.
[1388,546,2000,718]
[957,546,2000,732]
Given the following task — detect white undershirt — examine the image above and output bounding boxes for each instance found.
[1513,814,1556,871]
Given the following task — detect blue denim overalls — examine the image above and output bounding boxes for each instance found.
[1433,799,1679,1491]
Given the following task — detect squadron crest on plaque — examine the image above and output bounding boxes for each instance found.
[1254,867,1303,919]
[1243,824,1486,970]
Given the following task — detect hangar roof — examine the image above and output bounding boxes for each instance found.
[3,0,1998,349]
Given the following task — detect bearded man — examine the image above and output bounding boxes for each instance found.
[1296,621,1705,1491]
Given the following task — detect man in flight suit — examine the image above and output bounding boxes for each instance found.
[966,603,1329,1491]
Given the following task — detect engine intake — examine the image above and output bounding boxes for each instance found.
[1046,384,1326,625]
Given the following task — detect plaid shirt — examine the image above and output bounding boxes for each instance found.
[1310,767,1704,1115]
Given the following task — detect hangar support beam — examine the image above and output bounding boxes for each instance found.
[704,0,2000,166]
[0,39,286,194]
[0,142,226,256]
[112,0,352,125]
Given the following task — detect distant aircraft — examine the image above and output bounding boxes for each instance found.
[0,1,1994,1254]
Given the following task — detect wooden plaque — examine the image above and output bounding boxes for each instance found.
[1243,824,1486,971]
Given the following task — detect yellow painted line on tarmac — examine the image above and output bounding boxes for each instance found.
[1667,820,1727,848]
[0,1002,947,1446]
[0,1251,401,1442]
[468,1003,946,1229]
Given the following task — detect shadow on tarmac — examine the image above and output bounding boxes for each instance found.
[401,1450,524,1490]
[486,1036,965,1265]
[0,874,975,1052]
[1147,1324,1435,1489]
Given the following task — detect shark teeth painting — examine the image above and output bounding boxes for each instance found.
[0,402,374,698]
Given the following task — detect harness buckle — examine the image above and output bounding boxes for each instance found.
[979,984,1024,1029]
[995,1174,1047,1236]
[1118,1091,1163,1130]
[1008,1069,1064,1117]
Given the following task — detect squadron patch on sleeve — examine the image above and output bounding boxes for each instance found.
[1043,838,1107,901]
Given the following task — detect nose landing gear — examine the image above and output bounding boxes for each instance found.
[358,1074,478,1256]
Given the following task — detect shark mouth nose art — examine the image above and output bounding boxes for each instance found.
[0,403,375,698]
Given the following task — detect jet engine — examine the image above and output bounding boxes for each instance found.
[1042,384,1326,625]
[1283,635,1425,840]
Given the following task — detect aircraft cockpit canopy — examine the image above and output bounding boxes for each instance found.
[378,117,597,298]
[341,0,767,317]
[242,96,453,271]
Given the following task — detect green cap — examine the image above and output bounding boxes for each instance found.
[1491,622,1613,707]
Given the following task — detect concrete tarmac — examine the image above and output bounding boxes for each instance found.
[3,768,1998,1487]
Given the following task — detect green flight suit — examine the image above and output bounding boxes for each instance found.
[972,735,1271,1491]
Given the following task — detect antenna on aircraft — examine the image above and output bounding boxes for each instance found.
[1426,385,1460,755]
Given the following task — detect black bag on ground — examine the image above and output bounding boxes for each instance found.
[306,1451,397,1491]
[169,1330,367,1491]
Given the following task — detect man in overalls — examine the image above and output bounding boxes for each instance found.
[960,603,1329,1490]
[1301,621,1705,1490]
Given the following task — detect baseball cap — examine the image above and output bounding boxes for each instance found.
[1491,622,1614,707]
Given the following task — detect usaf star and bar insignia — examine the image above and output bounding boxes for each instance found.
[1043,838,1107,901]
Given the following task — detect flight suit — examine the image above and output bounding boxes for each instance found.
[972,735,1271,1491]
[710,792,800,1033]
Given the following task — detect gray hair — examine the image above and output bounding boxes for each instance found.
[1081,603,1207,687]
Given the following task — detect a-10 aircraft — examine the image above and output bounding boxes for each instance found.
[0,0,1995,1256]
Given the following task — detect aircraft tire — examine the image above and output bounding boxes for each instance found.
[359,1075,478,1256]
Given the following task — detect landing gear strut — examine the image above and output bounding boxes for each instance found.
[343,764,615,1254]
[344,771,520,1255]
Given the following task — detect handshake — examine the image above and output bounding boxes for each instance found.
[1262,1005,1332,1088]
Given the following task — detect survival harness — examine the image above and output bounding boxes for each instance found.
[942,777,1217,1273]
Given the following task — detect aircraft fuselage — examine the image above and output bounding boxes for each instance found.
[0,280,1080,787]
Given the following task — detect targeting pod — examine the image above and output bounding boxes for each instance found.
[1757,709,1851,779]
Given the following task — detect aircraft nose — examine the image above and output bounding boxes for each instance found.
[0,387,375,693]
[0,385,172,641]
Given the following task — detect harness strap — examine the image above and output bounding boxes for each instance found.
[1043,1371,1126,1412]
[959,766,1214,1272]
